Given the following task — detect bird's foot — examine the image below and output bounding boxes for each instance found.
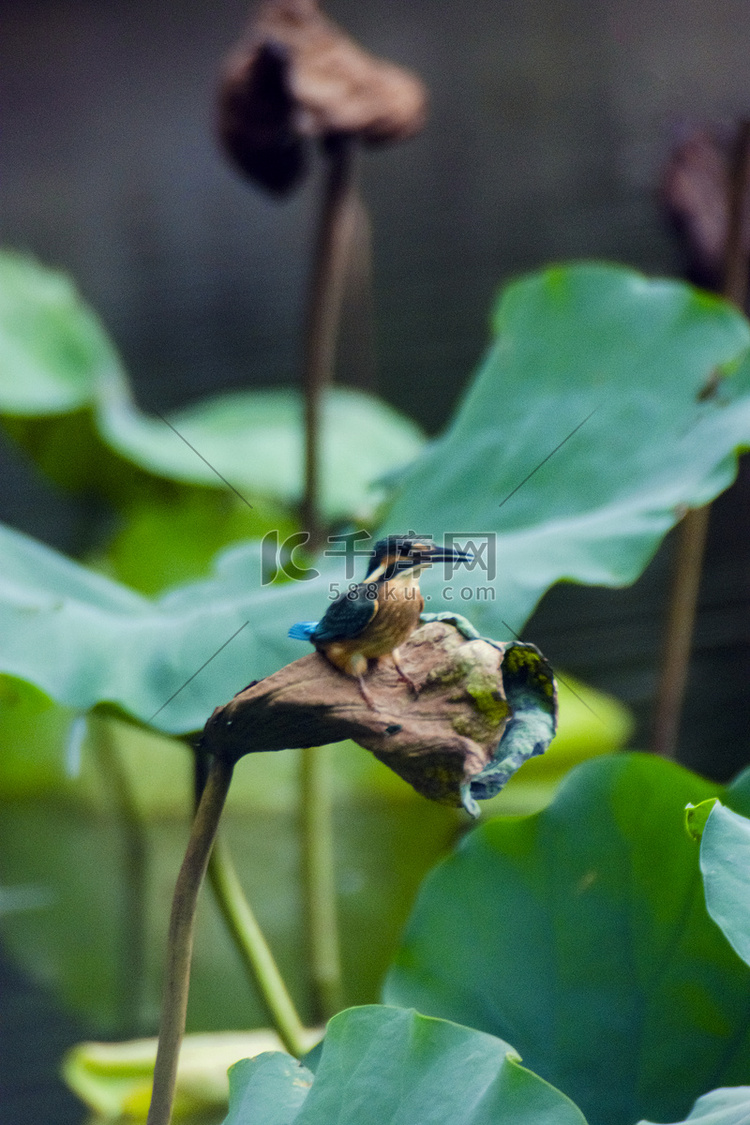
[391,650,419,695]
[357,675,380,711]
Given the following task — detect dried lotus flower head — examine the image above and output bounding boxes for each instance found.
[201,618,557,816]
[218,0,428,194]
[661,122,750,294]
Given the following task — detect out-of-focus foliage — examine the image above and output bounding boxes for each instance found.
[75,756,750,1125]
[384,265,750,634]
[385,755,750,1125]
[636,1088,750,1125]
[0,261,749,733]
[0,709,457,1030]
[0,251,425,524]
[63,1030,288,1122]
[1,254,750,1123]
[0,670,619,1033]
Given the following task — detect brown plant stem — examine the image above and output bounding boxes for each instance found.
[340,193,377,393]
[300,745,343,1021]
[146,753,234,1125]
[301,135,358,547]
[651,505,712,759]
[651,120,750,758]
[298,136,356,1024]
[191,745,310,1055]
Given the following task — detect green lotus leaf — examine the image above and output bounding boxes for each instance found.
[0,250,120,413]
[1,264,749,735]
[100,386,425,523]
[223,1006,588,1125]
[685,798,719,841]
[698,796,750,968]
[224,1053,313,1125]
[96,491,298,596]
[385,754,750,1125]
[637,1087,750,1125]
[379,264,750,635]
[0,250,425,521]
[0,529,331,733]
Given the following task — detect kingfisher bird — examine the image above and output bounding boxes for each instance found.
[289,535,472,707]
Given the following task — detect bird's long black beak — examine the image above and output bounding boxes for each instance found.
[419,544,473,566]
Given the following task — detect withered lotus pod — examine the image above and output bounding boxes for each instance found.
[662,124,750,290]
[201,616,557,815]
[218,0,428,194]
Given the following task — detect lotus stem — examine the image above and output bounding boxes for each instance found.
[146,753,233,1125]
[301,134,358,547]
[651,120,750,758]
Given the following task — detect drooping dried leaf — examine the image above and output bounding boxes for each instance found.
[201,620,556,814]
[218,0,427,193]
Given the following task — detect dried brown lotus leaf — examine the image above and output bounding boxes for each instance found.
[201,620,557,813]
[218,0,427,193]
[662,124,750,288]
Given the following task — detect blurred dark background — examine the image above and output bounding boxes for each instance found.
[1,0,749,1120]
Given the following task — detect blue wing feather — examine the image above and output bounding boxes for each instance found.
[288,621,319,640]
